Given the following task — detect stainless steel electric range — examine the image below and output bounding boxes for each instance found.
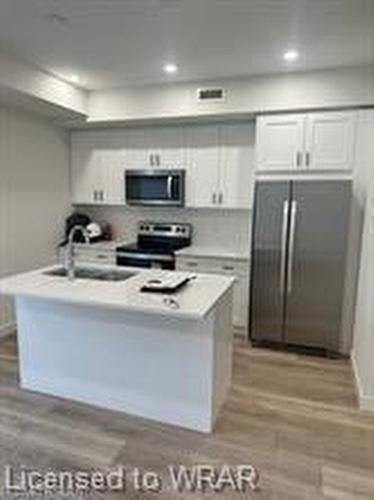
[116,221,192,270]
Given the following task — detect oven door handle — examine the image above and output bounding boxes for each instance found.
[116,251,174,262]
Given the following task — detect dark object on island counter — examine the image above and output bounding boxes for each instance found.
[140,274,197,294]
[62,213,91,245]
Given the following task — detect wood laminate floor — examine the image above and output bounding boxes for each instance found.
[0,334,374,499]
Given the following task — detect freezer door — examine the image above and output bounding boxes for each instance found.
[250,181,291,342]
[284,181,351,350]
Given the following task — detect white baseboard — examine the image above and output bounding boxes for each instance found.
[0,322,16,338]
[351,353,374,412]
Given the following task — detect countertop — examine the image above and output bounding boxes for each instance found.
[73,240,250,260]
[175,245,250,260]
[0,265,235,320]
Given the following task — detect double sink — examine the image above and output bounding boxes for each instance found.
[44,267,135,282]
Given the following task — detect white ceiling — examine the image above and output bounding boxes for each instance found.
[0,0,373,90]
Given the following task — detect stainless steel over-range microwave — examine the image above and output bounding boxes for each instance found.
[125,169,185,207]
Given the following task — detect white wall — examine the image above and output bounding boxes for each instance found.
[80,206,251,257]
[0,106,71,335]
[352,110,374,410]
[87,66,374,124]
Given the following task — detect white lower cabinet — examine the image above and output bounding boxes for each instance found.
[175,255,250,334]
[74,247,116,266]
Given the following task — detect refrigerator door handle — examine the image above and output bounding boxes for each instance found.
[287,201,298,294]
[280,200,289,292]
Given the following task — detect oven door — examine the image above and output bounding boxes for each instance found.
[125,169,185,207]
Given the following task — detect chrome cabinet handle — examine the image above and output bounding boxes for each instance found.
[93,190,97,202]
[222,265,235,271]
[280,200,289,292]
[157,154,161,166]
[218,192,223,204]
[186,261,198,267]
[296,151,302,167]
[212,192,217,204]
[287,201,297,294]
[150,154,154,166]
[305,152,311,167]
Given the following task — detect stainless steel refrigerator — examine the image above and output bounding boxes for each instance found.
[250,180,351,352]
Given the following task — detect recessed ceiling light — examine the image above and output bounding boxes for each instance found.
[283,50,299,62]
[164,63,178,74]
[46,13,69,26]
[69,75,80,84]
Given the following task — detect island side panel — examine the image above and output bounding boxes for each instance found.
[210,286,234,427]
[15,296,216,433]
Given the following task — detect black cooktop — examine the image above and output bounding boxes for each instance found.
[116,221,192,257]
[117,239,188,255]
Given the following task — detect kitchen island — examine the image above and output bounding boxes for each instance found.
[0,266,235,433]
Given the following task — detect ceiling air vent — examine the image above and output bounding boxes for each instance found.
[197,88,226,102]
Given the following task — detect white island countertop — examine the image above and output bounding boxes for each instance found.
[0,265,235,320]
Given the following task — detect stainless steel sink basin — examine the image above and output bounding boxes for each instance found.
[44,267,136,282]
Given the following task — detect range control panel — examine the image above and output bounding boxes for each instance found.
[138,221,192,239]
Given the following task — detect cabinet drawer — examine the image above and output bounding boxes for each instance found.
[208,258,249,276]
[175,258,203,271]
[75,250,116,265]
[176,256,249,276]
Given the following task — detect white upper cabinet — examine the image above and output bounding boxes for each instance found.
[98,149,126,204]
[71,123,254,209]
[185,125,220,207]
[125,126,185,168]
[256,114,306,172]
[256,111,357,173]
[185,123,254,209]
[71,133,102,205]
[71,134,94,204]
[124,128,150,168]
[219,123,255,209]
[305,112,356,171]
[71,131,126,205]
[151,126,186,167]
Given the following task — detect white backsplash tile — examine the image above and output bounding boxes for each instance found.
[79,206,252,255]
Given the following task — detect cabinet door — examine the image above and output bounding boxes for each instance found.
[185,125,220,207]
[75,249,116,266]
[153,126,186,167]
[256,114,306,172]
[71,134,98,205]
[219,123,255,209]
[98,149,126,205]
[124,128,151,168]
[305,112,356,171]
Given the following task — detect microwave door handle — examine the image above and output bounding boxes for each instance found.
[167,175,172,199]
